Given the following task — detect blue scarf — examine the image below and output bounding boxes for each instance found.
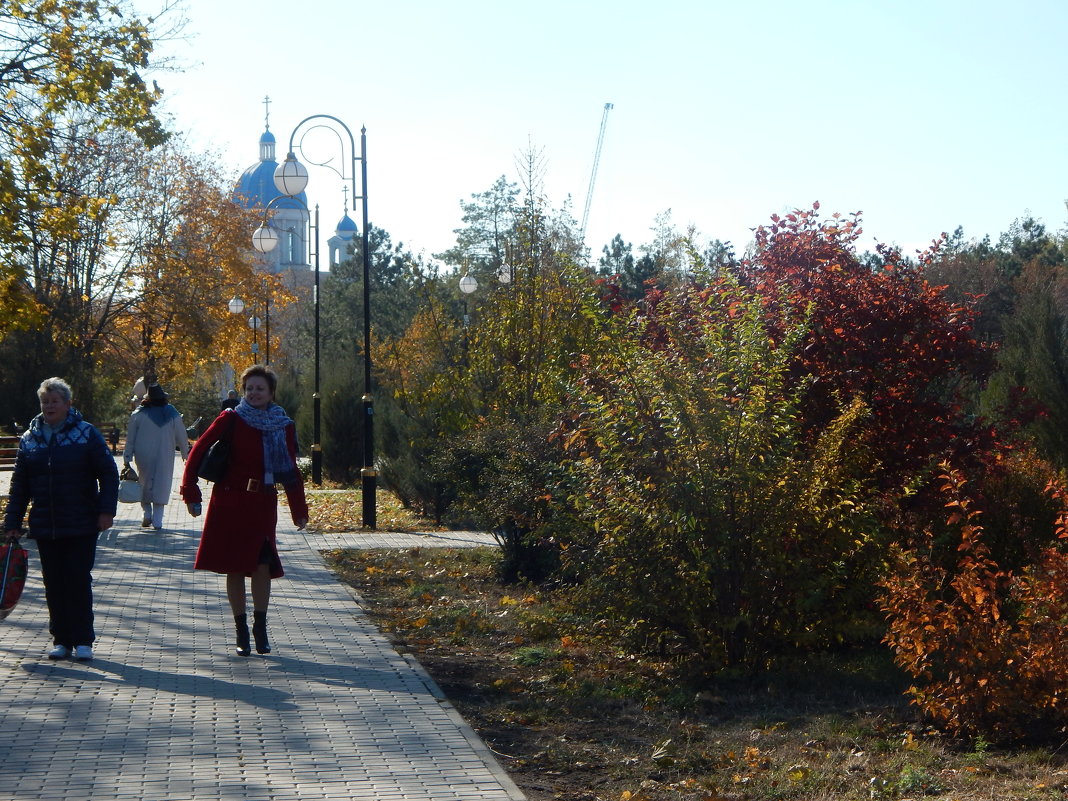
[233,399,298,487]
[136,402,179,427]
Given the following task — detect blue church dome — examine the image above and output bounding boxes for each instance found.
[232,126,307,210]
[234,160,278,206]
[335,212,358,240]
[231,111,312,274]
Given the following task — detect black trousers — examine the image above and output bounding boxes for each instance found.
[35,533,99,647]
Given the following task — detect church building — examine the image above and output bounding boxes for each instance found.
[234,124,311,278]
[226,101,360,383]
[232,100,360,281]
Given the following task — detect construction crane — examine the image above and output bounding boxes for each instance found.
[580,102,613,242]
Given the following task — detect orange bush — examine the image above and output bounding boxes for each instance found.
[880,463,1068,742]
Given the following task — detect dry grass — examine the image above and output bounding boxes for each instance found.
[305,486,448,533]
[322,546,1068,801]
[310,492,1068,801]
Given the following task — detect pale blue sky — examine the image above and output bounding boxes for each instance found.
[142,0,1068,263]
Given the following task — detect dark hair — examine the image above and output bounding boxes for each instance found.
[241,364,277,395]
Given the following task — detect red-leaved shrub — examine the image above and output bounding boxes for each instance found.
[880,463,1068,742]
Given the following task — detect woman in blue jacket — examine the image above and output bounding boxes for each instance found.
[2,377,118,661]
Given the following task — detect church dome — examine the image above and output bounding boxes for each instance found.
[335,211,358,240]
[232,126,307,210]
[231,112,312,274]
[234,159,278,207]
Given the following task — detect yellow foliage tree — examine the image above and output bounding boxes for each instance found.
[105,141,289,386]
[0,0,172,333]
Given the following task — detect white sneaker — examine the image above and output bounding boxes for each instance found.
[47,645,70,660]
[73,645,93,661]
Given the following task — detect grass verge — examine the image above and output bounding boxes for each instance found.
[321,544,1068,801]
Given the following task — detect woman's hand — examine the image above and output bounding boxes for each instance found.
[97,514,114,532]
[4,529,21,542]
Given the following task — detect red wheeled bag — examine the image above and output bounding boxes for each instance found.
[0,539,28,620]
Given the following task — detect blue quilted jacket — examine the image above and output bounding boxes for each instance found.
[2,409,119,539]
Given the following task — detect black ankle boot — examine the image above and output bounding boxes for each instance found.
[234,613,251,657]
[252,610,271,654]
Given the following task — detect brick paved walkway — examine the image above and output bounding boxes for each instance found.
[0,457,522,800]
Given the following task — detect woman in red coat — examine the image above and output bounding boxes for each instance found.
[181,365,308,656]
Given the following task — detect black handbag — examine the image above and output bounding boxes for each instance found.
[197,412,236,483]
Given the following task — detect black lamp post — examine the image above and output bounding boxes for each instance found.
[251,195,321,482]
[273,116,374,526]
[226,294,265,361]
[459,273,478,326]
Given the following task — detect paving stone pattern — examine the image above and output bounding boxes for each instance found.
[0,458,523,800]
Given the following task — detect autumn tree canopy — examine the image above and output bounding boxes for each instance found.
[0,0,171,332]
[736,204,997,487]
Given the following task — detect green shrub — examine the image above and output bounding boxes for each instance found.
[562,274,885,671]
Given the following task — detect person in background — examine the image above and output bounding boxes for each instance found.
[221,389,239,411]
[181,365,308,656]
[123,384,189,530]
[129,371,157,411]
[2,377,118,661]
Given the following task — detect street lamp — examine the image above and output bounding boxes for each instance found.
[275,153,309,196]
[248,312,262,360]
[227,295,259,359]
[275,115,374,527]
[251,223,279,254]
[229,280,272,364]
[250,195,320,480]
[459,273,478,327]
